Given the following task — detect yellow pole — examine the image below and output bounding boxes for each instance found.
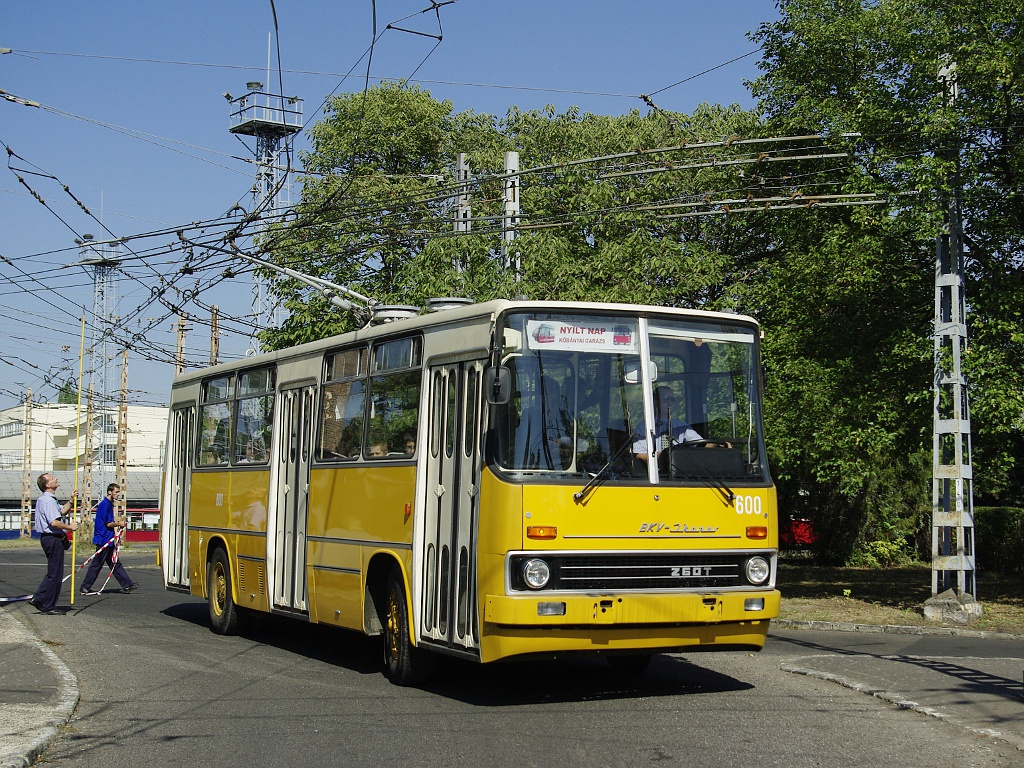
[70,313,86,603]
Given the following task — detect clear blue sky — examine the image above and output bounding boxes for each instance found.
[0,0,779,410]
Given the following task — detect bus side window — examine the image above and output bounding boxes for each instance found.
[320,348,369,461]
[366,336,421,460]
[198,400,230,467]
[319,380,363,460]
[234,394,273,464]
[366,369,419,459]
[232,367,275,465]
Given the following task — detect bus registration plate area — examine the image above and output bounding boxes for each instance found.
[593,598,616,623]
[486,593,732,626]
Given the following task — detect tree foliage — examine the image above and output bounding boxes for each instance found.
[56,380,79,405]
[259,0,1023,564]
[750,0,1024,561]
[264,85,775,349]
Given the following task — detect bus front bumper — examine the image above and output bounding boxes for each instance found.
[479,589,780,663]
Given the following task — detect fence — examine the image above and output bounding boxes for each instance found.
[0,506,159,541]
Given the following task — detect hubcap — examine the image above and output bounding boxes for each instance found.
[212,563,226,616]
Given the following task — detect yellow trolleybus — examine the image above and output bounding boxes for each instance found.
[161,299,779,684]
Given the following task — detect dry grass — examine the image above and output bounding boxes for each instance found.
[778,561,1024,635]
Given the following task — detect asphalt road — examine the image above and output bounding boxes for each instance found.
[2,546,1020,767]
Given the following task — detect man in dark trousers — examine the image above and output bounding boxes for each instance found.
[79,482,138,595]
[31,473,79,614]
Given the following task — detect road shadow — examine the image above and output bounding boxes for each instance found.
[421,653,753,705]
[771,632,1024,705]
[163,601,386,675]
[162,600,754,703]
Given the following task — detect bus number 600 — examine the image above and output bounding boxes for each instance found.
[735,495,762,515]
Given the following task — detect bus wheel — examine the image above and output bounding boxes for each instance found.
[383,570,432,686]
[607,654,653,674]
[208,548,240,635]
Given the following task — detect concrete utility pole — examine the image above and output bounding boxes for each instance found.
[455,153,472,232]
[210,305,221,366]
[115,349,129,521]
[226,80,302,355]
[501,150,521,278]
[925,55,981,623]
[82,384,94,537]
[174,315,191,376]
[20,389,32,537]
[453,153,472,273]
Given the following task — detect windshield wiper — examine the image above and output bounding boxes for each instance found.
[573,435,637,505]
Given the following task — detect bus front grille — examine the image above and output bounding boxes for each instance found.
[509,553,769,592]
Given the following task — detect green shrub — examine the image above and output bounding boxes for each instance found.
[974,507,1024,576]
[847,538,913,568]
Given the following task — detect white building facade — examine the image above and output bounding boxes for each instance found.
[0,402,167,533]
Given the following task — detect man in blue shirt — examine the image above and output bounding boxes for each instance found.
[31,473,79,614]
[79,482,138,595]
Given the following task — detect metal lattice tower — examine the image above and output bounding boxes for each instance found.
[227,81,302,355]
[78,236,121,505]
[928,56,980,615]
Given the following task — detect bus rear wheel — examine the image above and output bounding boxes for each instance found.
[383,570,432,686]
[208,548,241,635]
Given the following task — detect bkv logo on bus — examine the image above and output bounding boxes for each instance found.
[639,522,720,533]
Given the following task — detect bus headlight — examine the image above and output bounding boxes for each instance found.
[521,558,551,590]
[744,556,771,586]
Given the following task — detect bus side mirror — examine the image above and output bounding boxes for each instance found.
[484,366,511,405]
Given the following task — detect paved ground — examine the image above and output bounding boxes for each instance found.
[771,621,1024,751]
[0,607,79,768]
[2,596,1022,766]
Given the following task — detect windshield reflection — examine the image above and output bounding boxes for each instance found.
[490,312,767,486]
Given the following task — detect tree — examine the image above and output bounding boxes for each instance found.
[56,380,79,405]
[259,64,1024,565]
[261,82,465,349]
[265,83,777,343]
[749,0,1024,560]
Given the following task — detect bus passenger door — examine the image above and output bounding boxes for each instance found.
[271,384,313,614]
[420,360,484,655]
[163,404,194,589]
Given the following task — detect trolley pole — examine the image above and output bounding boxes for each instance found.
[82,384,94,539]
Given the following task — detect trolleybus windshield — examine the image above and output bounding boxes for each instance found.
[491,311,767,485]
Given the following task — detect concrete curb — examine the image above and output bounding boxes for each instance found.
[780,657,1024,753]
[773,617,1024,641]
[0,612,79,768]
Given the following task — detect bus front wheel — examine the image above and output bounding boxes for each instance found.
[383,570,432,686]
[208,548,241,635]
